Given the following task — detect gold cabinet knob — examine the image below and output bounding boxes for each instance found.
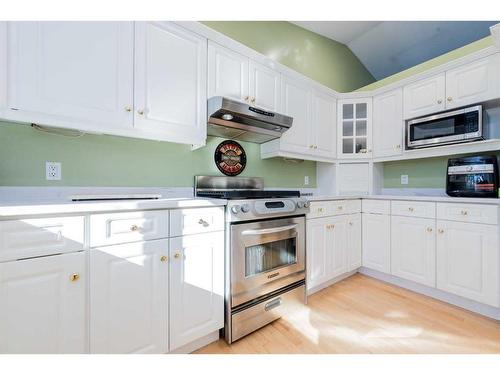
[314,145,318,149]
[309,145,314,149]
[408,207,414,212]
[251,97,256,103]
[318,208,324,213]
[160,255,168,262]
[337,206,343,210]
[130,224,140,232]
[244,96,249,102]
[437,99,443,104]
[461,210,468,216]
[174,252,181,259]
[359,149,368,153]
[427,227,433,232]
[70,273,80,282]
[349,222,353,226]
[198,218,209,227]
[137,109,145,115]
[396,144,401,149]
[447,97,453,102]
[125,106,132,112]
[438,229,444,234]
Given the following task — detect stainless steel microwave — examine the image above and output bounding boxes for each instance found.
[407,105,483,149]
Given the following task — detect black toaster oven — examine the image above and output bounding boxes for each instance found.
[446,155,499,198]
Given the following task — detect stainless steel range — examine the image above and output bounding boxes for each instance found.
[195,176,309,343]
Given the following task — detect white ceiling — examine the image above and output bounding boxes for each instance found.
[292,21,498,80]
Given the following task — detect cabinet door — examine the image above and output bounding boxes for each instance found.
[373,88,403,157]
[248,60,280,112]
[306,218,330,291]
[0,252,85,354]
[279,75,312,154]
[208,41,249,102]
[329,216,348,278]
[312,89,337,159]
[391,216,436,287]
[362,213,391,273]
[436,220,499,307]
[90,240,169,354]
[347,213,362,271]
[338,99,372,158]
[445,55,500,109]
[169,232,224,351]
[134,22,207,145]
[403,74,445,119]
[0,22,6,112]
[7,21,134,129]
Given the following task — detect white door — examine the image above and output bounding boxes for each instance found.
[445,55,500,109]
[7,21,134,129]
[337,98,372,158]
[347,213,362,271]
[90,239,169,354]
[279,75,312,154]
[312,89,337,159]
[169,232,224,351]
[373,88,404,157]
[306,218,330,291]
[362,213,391,273]
[329,216,348,278]
[403,74,445,119]
[436,220,499,307]
[0,22,6,112]
[0,252,85,354]
[134,22,207,145]
[391,216,436,287]
[248,60,281,112]
[208,41,249,102]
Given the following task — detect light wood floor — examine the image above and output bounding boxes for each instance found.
[196,274,500,354]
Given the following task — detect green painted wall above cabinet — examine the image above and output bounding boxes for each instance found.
[202,21,375,92]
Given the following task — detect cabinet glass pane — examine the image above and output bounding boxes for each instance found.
[343,138,353,154]
[356,103,367,118]
[356,120,367,136]
[342,104,353,119]
[342,121,353,136]
[355,138,367,153]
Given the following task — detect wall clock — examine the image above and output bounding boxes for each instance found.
[214,140,247,176]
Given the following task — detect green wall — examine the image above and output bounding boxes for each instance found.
[384,152,500,189]
[0,122,315,188]
[202,21,375,92]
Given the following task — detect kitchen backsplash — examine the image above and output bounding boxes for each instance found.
[0,121,316,188]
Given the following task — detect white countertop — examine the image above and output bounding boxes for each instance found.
[0,197,227,219]
[306,194,500,205]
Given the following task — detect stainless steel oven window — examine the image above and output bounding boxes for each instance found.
[244,237,297,277]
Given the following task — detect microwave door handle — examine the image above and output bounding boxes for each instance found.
[241,224,298,236]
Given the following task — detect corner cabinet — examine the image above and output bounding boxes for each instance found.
[361,213,391,273]
[134,22,207,146]
[337,98,372,159]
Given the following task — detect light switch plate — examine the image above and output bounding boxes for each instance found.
[304,176,310,186]
[46,162,61,181]
[400,174,409,185]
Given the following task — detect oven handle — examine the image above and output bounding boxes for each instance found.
[241,224,298,236]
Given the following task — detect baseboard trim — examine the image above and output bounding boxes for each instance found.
[307,269,358,295]
[168,330,220,354]
[358,267,500,321]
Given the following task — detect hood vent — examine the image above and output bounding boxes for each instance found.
[207,96,293,143]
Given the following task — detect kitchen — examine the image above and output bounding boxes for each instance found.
[1,1,500,372]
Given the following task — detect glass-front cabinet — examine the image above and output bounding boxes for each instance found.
[337,98,372,158]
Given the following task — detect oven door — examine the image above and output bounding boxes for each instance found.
[230,216,305,307]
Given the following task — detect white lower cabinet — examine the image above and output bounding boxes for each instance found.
[391,216,436,287]
[0,252,86,354]
[169,232,224,351]
[90,239,169,354]
[436,220,499,307]
[362,213,391,273]
[347,213,362,271]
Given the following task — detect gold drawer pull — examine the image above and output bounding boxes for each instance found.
[198,218,209,227]
[174,252,181,259]
[349,222,353,226]
[130,224,141,232]
[70,273,80,282]
[438,229,444,234]
[317,208,324,213]
[408,207,414,212]
[160,255,168,262]
[461,210,468,216]
[426,227,433,232]
[337,206,343,210]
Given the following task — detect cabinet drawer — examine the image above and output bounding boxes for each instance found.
[333,200,361,215]
[170,207,224,237]
[0,216,85,262]
[307,201,334,219]
[362,199,390,215]
[437,203,498,225]
[391,200,435,218]
[90,210,169,247]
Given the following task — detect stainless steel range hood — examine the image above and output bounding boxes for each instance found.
[207,96,293,143]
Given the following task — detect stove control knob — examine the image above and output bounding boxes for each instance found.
[303,201,310,209]
[296,201,304,209]
[230,205,241,214]
[241,204,251,213]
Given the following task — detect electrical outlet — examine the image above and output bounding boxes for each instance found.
[46,162,61,181]
[401,174,409,185]
[304,176,310,186]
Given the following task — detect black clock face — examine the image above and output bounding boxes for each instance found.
[214,140,247,176]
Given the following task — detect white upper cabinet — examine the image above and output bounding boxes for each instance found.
[134,22,207,145]
[279,75,312,154]
[208,42,249,102]
[445,54,500,109]
[436,220,499,307]
[311,89,337,159]
[373,88,403,157]
[337,98,372,158]
[0,252,86,354]
[0,22,6,112]
[403,74,445,119]
[362,213,391,273]
[249,60,281,112]
[7,21,134,130]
